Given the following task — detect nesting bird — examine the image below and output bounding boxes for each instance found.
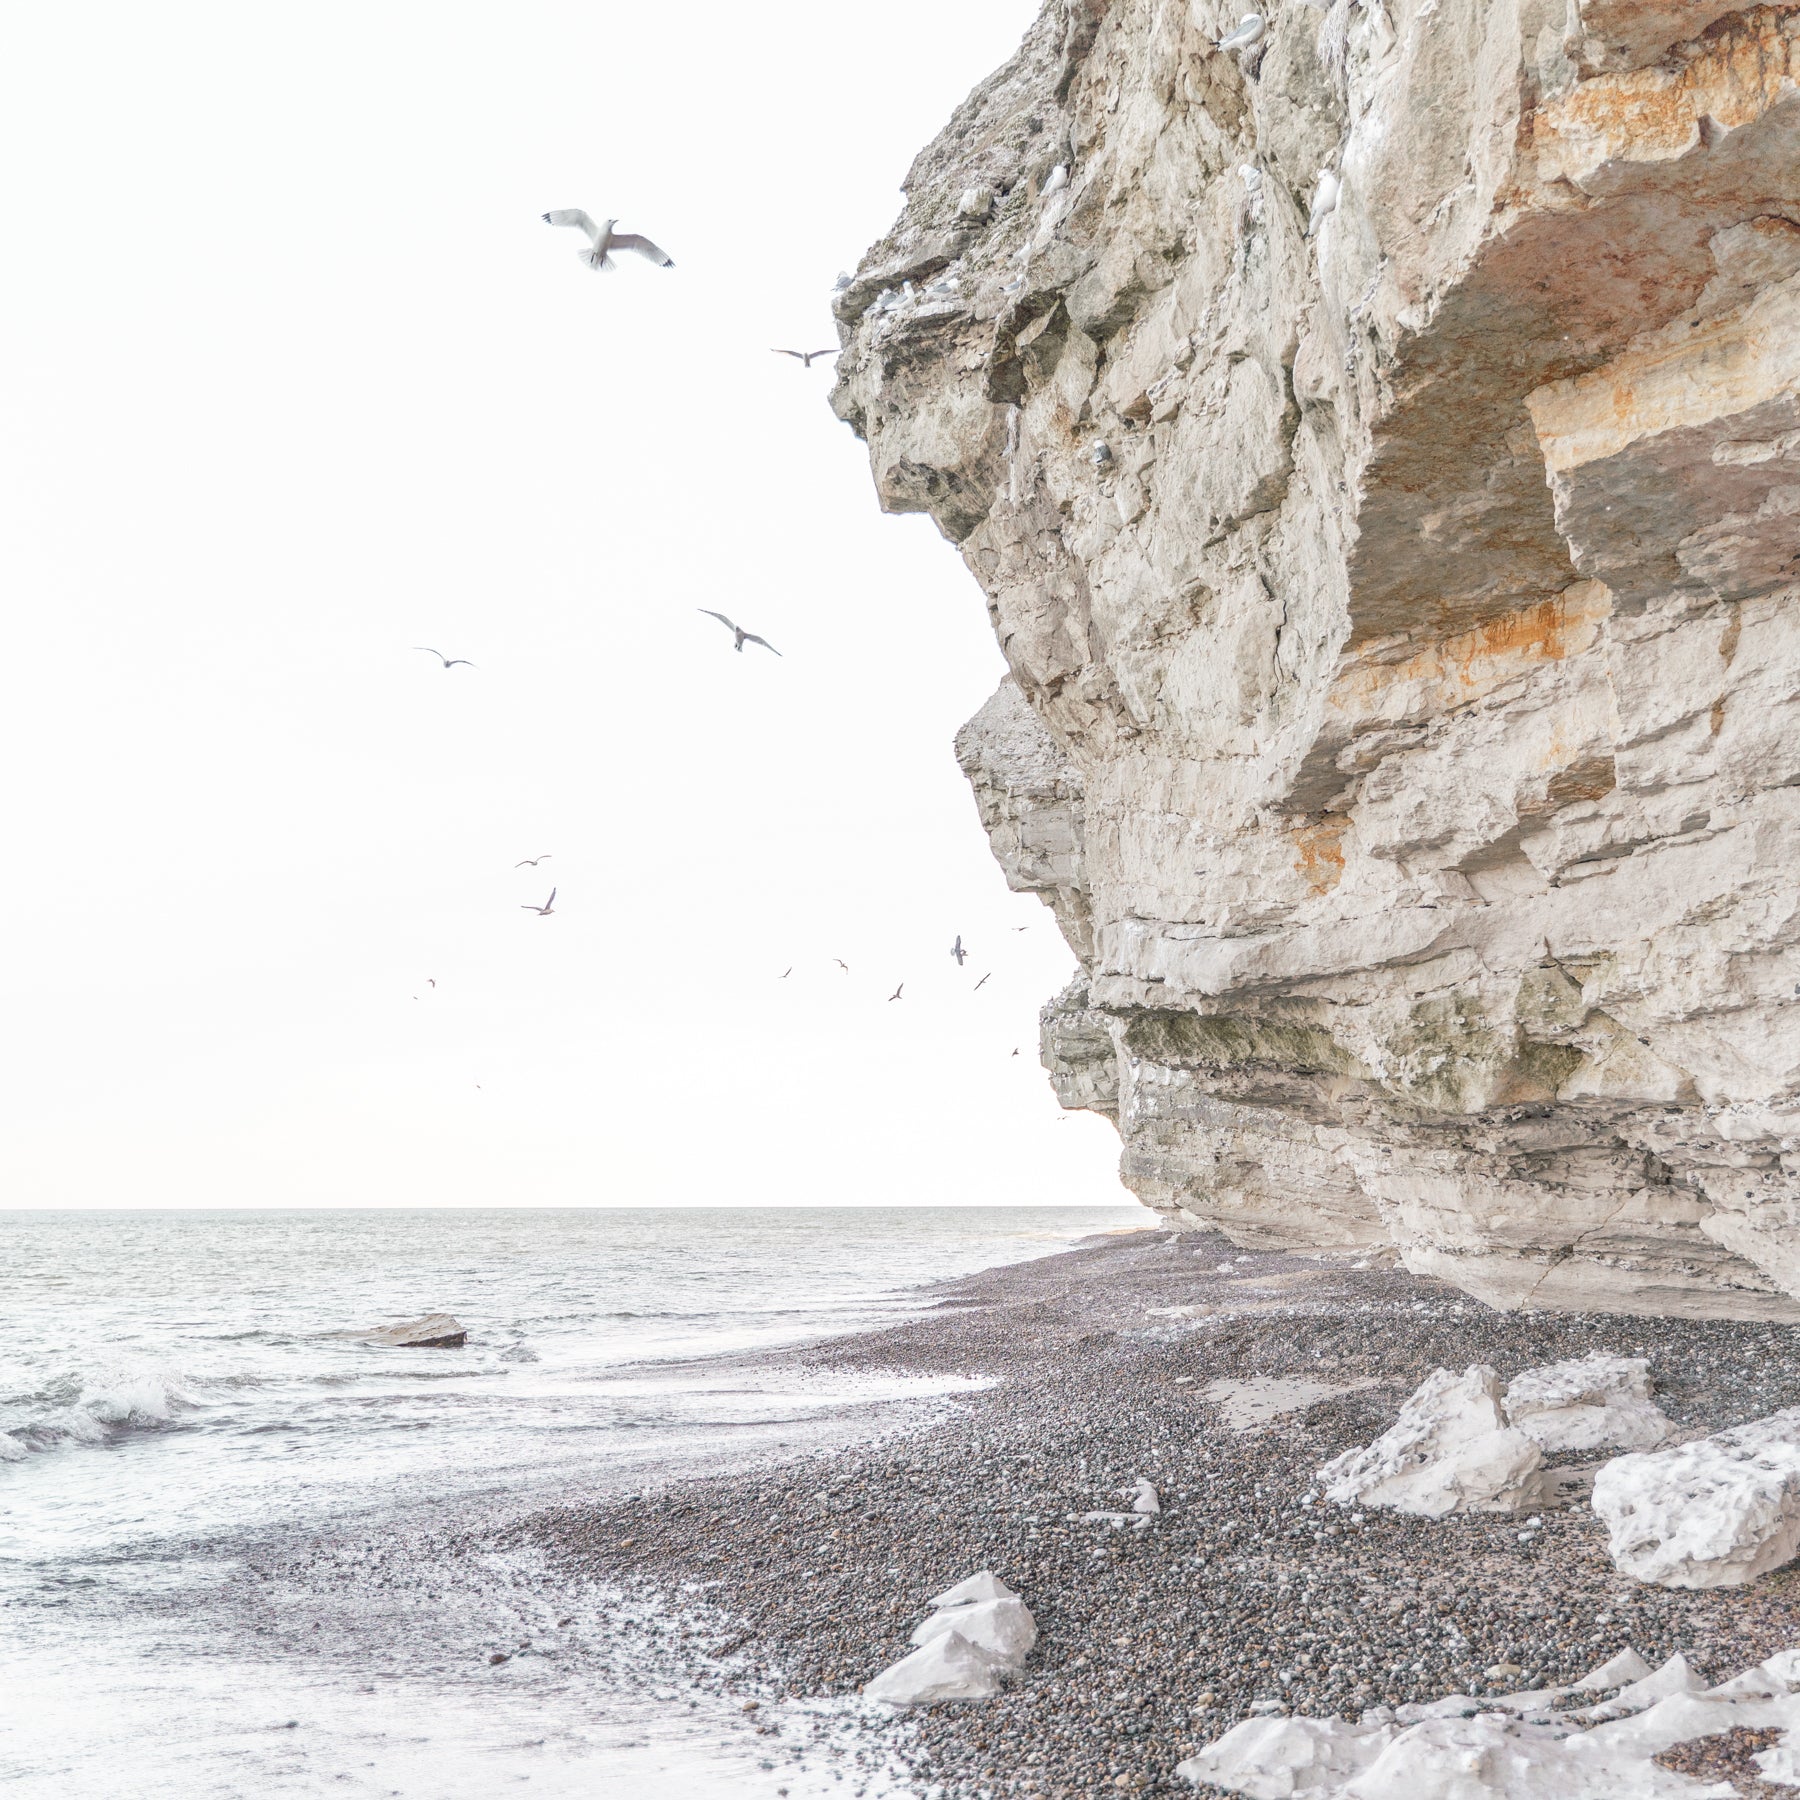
[1091,440,1114,469]
[1215,12,1266,53]
[1041,163,1069,198]
[1308,167,1342,237]
[541,210,674,273]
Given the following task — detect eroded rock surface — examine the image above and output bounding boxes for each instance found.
[833,0,1800,1317]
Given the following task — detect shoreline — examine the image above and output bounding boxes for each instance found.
[503,1228,1800,1798]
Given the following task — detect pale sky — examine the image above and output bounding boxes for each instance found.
[0,1,1132,1210]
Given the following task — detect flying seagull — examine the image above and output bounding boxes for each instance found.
[771,347,838,368]
[834,959,850,973]
[973,973,990,991]
[779,968,792,979]
[521,889,556,916]
[1011,926,1030,932]
[541,211,675,273]
[888,983,904,1002]
[698,610,780,655]
[515,855,551,868]
[415,647,474,669]
[427,978,437,988]
[951,935,967,966]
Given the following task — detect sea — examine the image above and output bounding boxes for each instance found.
[0,1206,1144,1798]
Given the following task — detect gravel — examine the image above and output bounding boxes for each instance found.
[500,1228,1800,1798]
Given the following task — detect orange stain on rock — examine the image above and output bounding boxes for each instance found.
[1293,819,1348,895]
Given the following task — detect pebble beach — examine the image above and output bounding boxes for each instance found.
[504,1226,1800,1797]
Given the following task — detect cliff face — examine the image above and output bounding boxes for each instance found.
[833,0,1800,1319]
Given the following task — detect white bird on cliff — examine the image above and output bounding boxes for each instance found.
[541,210,675,272]
[415,646,474,669]
[951,935,967,966]
[1308,167,1342,236]
[698,610,781,656]
[1215,12,1266,53]
[771,347,838,368]
[1001,275,1026,295]
[1041,164,1069,198]
[521,888,557,917]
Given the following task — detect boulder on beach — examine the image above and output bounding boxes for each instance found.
[342,1313,467,1349]
[1591,1408,1800,1587]
[869,1570,1034,1706]
[1502,1354,1672,1454]
[928,1570,1017,1609]
[910,1596,1037,1664]
[1132,1476,1161,1515]
[1316,1366,1546,1518]
[865,1630,1011,1705]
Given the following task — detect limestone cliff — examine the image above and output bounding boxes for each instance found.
[832,0,1800,1319]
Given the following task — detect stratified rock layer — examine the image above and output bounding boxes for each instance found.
[833,0,1800,1318]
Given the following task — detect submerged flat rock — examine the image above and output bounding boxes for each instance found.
[342,1313,467,1349]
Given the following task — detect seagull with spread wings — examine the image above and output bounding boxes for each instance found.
[521,889,557,917]
[415,647,474,669]
[973,973,990,992]
[888,983,904,1002]
[698,610,780,656]
[771,347,838,368]
[515,855,551,868]
[950,935,967,966]
[542,211,674,273]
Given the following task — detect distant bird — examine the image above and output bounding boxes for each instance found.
[542,210,674,272]
[1216,12,1266,53]
[521,889,556,916]
[834,959,850,973]
[833,272,852,292]
[925,276,960,298]
[427,978,436,988]
[772,347,838,368]
[973,973,990,991]
[1011,926,1030,933]
[888,983,904,1002]
[1001,276,1026,295]
[951,935,967,966]
[1308,168,1342,237]
[415,647,473,669]
[698,610,781,656]
[1012,1048,1020,1056]
[514,855,551,868]
[779,968,792,979]
[1041,163,1069,197]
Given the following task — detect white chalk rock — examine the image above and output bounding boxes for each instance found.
[865,1629,1009,1705]
[1316,1367,1547,1518]
[1503,1355,1673,1454]
[1591,1408,1800,1587]
[928,1570,1017,1609]
[911,1595,1037,1664]
[1576,1647,1654,1690]
[1133,1476,1162,1515]
[1576,1654,1703,1721]
[1176,1714,1395,1796]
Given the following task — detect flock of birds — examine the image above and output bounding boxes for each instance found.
[403,213,1047,1059]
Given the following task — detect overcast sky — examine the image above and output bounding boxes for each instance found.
[0,1,1133,1211]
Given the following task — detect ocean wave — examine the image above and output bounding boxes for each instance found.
[0,1362,205,1460]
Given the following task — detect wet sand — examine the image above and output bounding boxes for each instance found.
[503,1228,1800,1797]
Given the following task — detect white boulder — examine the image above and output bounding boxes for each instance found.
[864,1630,1010,1705]
[1316,1367,1547,1518]
[1591,1407,1800,1587]
[1176,1715,1394,1797]
[1133,1476,1162,1515]
[1502,1355,1673,1454]
[869,1571,1035,1705]
[910,1596,1037,1664]
[928,1570,1017,1608]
